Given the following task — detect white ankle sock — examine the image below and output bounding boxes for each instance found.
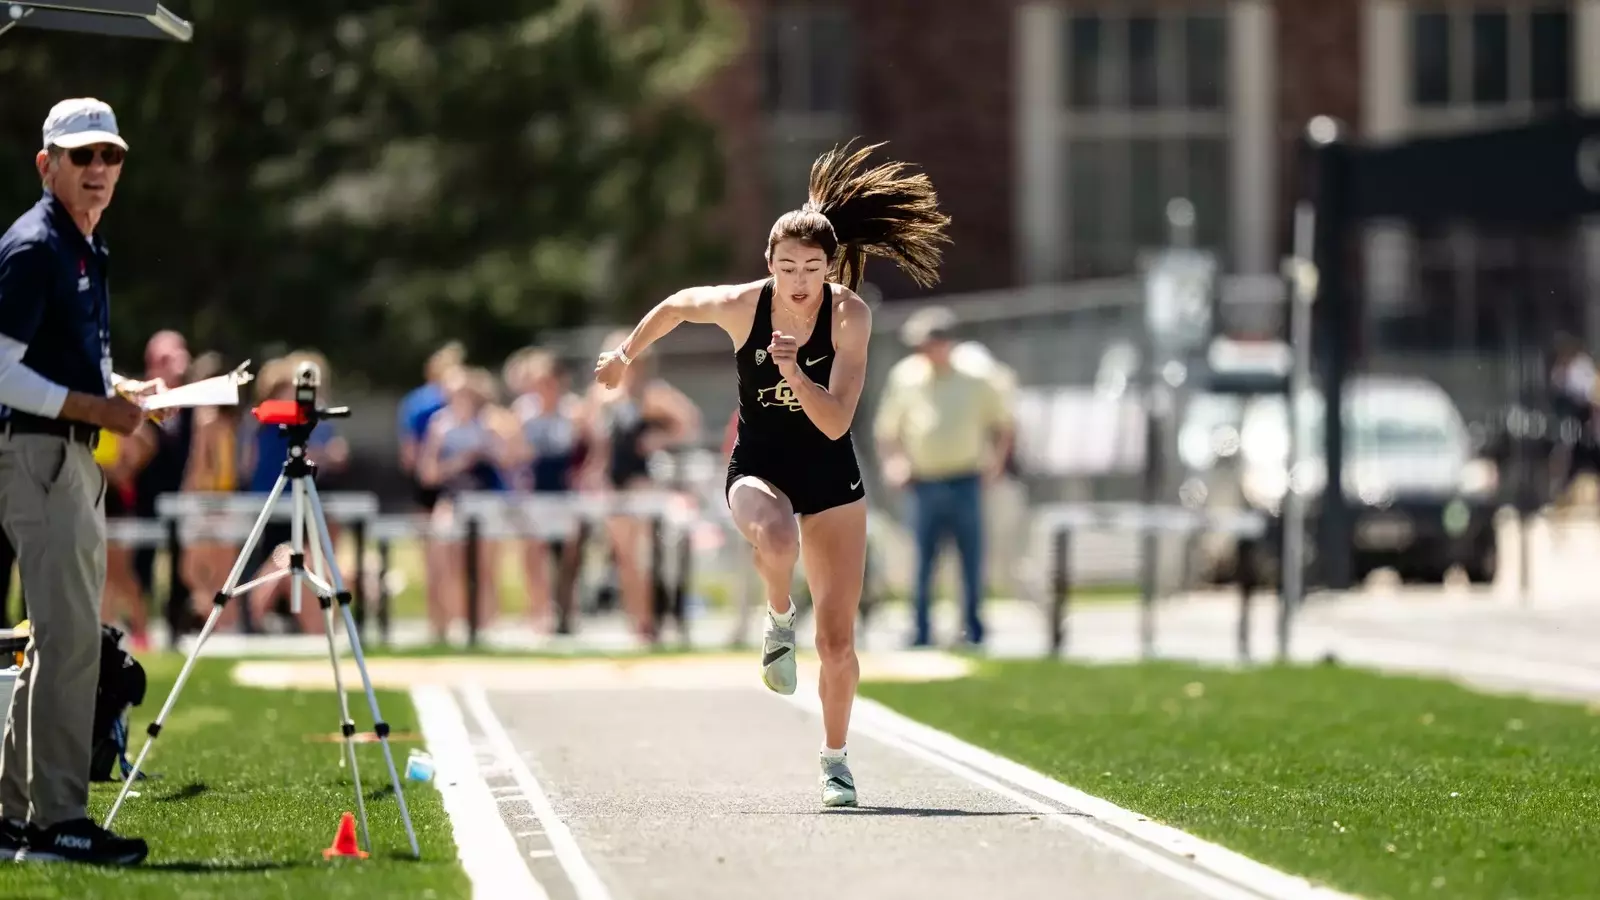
[768,601,796,626]
[822,744,846,758]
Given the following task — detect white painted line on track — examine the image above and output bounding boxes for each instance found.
[785,690,1362,900]
[461,683,615,900]
[411,685,547,900]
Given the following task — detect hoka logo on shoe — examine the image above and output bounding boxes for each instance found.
[56,834,92,850]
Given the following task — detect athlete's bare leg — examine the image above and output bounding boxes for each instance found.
[727,476,799,615]
[797,498,866,750]
[728,476,801,695]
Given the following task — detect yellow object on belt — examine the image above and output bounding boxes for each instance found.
[92,429,119,467]
[10,619,27,668]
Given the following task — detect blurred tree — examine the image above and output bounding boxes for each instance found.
[0,0,741,387]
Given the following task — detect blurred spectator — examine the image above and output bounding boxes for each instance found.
[399,341,464,511]
[131,330,193,629]
[505,348,586,634]
[95,423,150,648]
[398,341,464,626]
[1550,332,1599,500]
[178,352,243,628]
[950,340,1028,599]
[418,365,515,643]
[874,306,1013,648]
[581,329,700,645]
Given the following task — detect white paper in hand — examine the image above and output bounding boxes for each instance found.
[140,361,254,412]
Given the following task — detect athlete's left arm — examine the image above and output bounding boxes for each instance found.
[780,293,871,441]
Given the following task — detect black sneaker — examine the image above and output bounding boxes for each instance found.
[16,818,147,865]
[0,818,25,860]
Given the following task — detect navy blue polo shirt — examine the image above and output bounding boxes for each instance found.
[0,190,113,423]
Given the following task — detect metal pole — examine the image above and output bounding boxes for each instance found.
[165,518,182,649]
[1310,120,1354,592]
[1281,199,1317,660]
[1049,529,1071,657]
[352,518,367,640]
[464,516,480,648]
[1236,536,1257,662]
[377,537,392,648]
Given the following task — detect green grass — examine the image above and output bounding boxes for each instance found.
[0,655,466,899]
[860,660,1600,900]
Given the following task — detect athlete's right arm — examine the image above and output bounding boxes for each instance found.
[611,284,744,360]
[417,419,460,488]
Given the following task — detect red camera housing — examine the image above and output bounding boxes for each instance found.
[252,399,309,427]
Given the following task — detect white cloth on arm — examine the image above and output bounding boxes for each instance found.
[0,334,67,418]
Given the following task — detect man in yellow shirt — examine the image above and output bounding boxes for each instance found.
[874,307,1012,647]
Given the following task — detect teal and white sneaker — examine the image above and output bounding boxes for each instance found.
[760,606,797,695]
[820,753,857,807]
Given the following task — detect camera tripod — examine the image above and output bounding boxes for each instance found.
[103,362,419,859]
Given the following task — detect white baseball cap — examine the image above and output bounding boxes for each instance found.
[41,98,128,151]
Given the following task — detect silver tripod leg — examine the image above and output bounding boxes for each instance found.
[296,478,372,855]
[303,477,421,858]
[105,471,296,829]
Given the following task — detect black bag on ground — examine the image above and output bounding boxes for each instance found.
[89,624,146,782]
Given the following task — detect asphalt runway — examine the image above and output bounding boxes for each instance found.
[451,682,1242,900]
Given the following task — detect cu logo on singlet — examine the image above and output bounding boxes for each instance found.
[757,380,804,411]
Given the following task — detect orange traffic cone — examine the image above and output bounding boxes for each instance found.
[323,811,368,860]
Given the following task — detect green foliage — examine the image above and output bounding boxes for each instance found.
[0,0,740,387]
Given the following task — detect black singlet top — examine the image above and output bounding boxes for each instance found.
[732,280,846,452]
[601,395,661,486]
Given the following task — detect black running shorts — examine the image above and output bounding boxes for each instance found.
[725,436,865,517]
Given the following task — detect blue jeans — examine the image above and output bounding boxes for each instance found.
[909,474,984,645]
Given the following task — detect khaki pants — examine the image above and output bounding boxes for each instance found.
[0,433,105,828]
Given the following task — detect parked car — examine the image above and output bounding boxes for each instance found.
[1200,375,1500,585]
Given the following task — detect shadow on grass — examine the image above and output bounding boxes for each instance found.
[143,859,311,873]
[153,782,209,803]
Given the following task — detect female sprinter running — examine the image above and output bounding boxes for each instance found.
[593,140,950,807]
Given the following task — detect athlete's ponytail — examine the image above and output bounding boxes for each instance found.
[766,139,952,292]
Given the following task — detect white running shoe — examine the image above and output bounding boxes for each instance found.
[760,607,797,695]
[820,754,857,807]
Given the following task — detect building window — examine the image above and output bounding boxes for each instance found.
[1058,10,1232,278]
[1406,4,1571,133]
[761,5,854,223]
[1375,2,1582,355]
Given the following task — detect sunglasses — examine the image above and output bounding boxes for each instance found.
[63,146,125,167]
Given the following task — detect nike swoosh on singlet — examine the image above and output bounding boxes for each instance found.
[806,355,830,366]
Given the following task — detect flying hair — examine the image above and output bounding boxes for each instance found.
[766,138,952,292]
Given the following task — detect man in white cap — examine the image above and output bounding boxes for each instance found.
[0,98,157,865]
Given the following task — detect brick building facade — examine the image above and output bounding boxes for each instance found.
[695,0,1600,338]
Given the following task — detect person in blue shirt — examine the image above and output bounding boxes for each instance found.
[396,341,463,631]
[397,341,464,512]
[417,366,515,643]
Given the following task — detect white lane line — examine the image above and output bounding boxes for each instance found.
[461,683,614,900]
[410,685,547,900]
[784,691,1359,900]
